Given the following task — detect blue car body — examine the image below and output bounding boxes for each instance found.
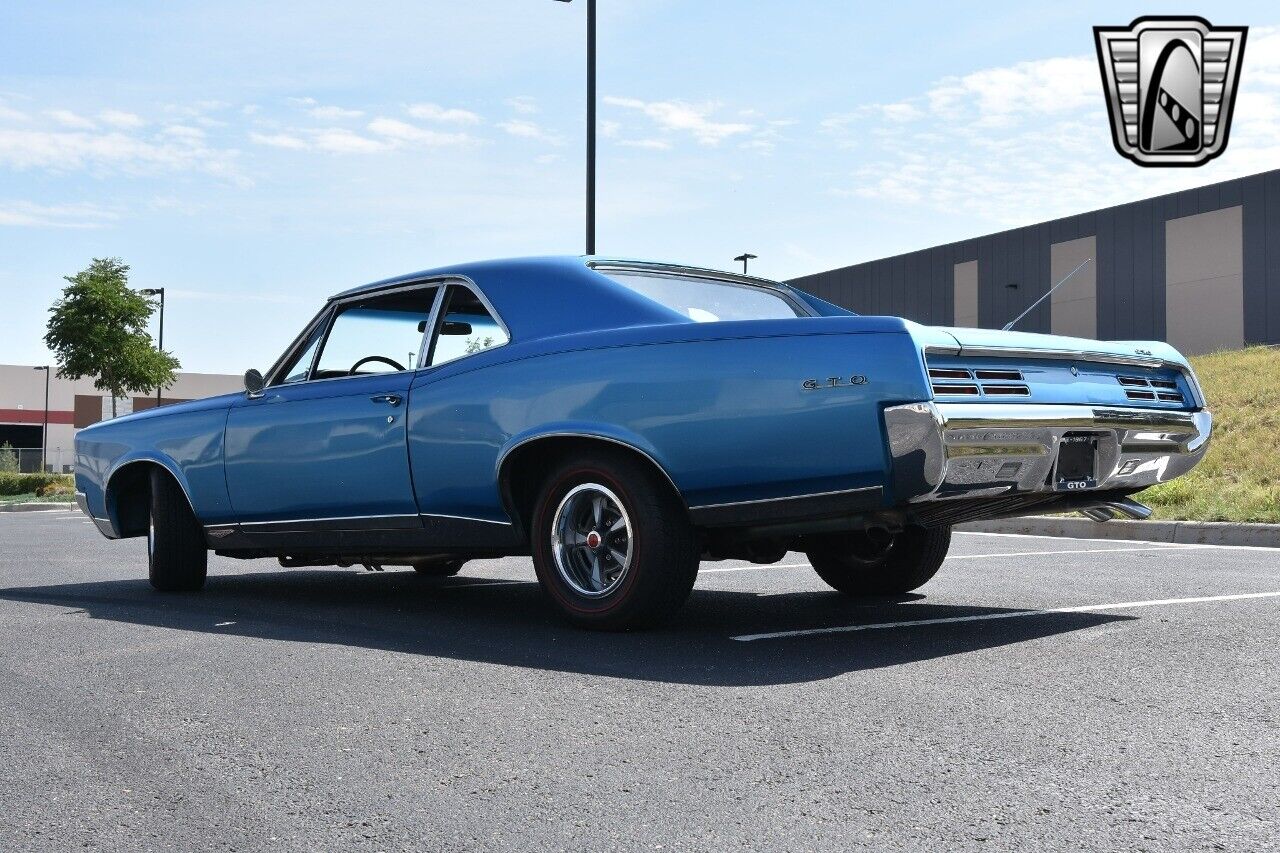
[74,256,1212,562]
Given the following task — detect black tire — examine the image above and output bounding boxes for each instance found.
[805,525,950,596]
[148,468,208,592]
[530,449,699,630]
[412,558,466,577]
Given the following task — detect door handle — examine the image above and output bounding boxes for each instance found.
[370,394,402,407]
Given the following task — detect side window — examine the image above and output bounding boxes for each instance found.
[312,287,437,380]
[428,285,509,367]
[275,321,326,386]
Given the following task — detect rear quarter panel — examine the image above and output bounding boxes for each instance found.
[406,324,929,520]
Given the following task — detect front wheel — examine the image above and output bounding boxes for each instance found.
[148,468,208,592]
[531,450,699,630]
[805,525,950,596]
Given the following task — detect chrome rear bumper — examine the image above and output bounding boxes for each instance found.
[885,402,1212,502]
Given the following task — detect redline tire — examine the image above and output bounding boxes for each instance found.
[531,450,698,630]
[147,468,208,592]
[805,525,950,596]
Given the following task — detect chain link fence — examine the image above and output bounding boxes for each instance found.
[0,447,75,475]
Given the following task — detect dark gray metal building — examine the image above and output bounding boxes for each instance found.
[789,168,1280,354]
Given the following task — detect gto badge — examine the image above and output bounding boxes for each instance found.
[803,375,868,390]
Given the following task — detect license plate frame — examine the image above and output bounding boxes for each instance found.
[1054,433,1100,491]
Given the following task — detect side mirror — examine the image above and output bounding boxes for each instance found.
[441,320,473,336]
[243,368,265,396]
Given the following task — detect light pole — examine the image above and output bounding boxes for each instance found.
[553,0,596,255]
[32,366,49,472]
[734,253,757,275]
[140,287,166,406]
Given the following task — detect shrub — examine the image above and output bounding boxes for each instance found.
[0,472,73,497]
[0,443,18,474]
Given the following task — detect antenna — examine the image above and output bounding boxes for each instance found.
[1002,258,1092,332]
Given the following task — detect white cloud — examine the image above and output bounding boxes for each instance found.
[406,102,482,124]
[497,119,562,145]
[367,117,472,146]
[310,128,388,154]
[0,200,119,228]
[821,32,1280,230]
[163,124,205,140]
[98,109,145,128]
[505,96,538,115]
[0,102,27,123]
[249,131,309,150]
[308,105,364,120]
[619,138,672,151]
[0,127,247,185]
[604,96,752,145]
[45,108,96,129]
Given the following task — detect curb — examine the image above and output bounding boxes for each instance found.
[0,502,76,513]
[957,515,1280,548]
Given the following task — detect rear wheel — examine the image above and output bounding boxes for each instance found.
[805,525,950,596]
[148,468,208,592]
[531,450,698,630]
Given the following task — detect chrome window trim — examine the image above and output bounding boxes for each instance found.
[264,304,335,388]
[423,279,513,369]
[588,261,816,319]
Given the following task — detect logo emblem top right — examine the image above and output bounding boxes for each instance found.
[1094,16,1247,167]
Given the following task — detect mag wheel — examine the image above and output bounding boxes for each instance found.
[148,468,208,592]
[531,450,698,630]
[804,525,950,596]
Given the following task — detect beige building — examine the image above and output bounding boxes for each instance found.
[0,365,242,473]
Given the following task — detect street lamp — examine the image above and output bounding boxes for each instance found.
[553,0,596,255]
[734,253,757,275]
[32,366,49,473]
[139,288,166,406]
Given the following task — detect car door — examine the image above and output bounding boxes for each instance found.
[223,284,441,530]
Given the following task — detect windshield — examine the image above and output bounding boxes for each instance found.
[602,271,807,322]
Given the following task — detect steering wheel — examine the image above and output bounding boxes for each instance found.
[348,355,406,375]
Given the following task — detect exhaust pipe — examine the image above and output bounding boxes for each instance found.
[1106,498,1153,520]
[1080,498,1152,522]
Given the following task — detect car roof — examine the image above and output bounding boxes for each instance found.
[327,256,826,343]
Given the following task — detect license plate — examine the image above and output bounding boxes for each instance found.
[1054,434,1098,491]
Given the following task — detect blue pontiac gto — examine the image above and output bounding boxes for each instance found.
[74,257,1213,629]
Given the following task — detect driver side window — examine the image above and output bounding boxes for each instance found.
[311,287,438,380]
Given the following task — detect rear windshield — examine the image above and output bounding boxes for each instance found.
[602,271,807,322]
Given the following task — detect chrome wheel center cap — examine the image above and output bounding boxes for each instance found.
[585,530,602,549]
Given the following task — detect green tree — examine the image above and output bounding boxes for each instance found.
[44,258,179,418]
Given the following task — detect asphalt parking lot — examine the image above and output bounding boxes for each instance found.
[1,509,1277,851]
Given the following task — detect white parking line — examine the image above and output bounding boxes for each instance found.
[731,591,1280,642]
[957,530,1279,552]
[702,545,1200,575]
[949,545,1209,559]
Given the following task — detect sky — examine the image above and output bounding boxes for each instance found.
[3,0,1280,374]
